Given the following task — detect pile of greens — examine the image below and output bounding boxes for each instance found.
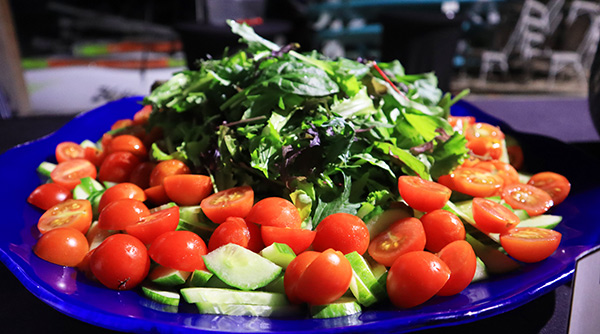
[144,20,469,228]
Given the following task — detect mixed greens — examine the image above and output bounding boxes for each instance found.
[144,20,470,228]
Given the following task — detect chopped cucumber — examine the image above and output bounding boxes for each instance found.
[178,205,218,232]
[181,287,289,306]
[36,161,56,179]
[141,284,180,306]
[466,234,520,274]
[345,252,386,306]
[194,301,300,317]
[150,202,177,213]
[471,256,489,283]
[261,274,285,294]
[203,244,282,291]
[187,269,214,287]
[260,243,296,269]
[518,214,562,229]
[148,264,191,287]
[79,139,97,149]
[72,177,105,200]
[204,275,235,289]
[310,297,362,319]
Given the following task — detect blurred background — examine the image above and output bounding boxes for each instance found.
[1,0,599,142]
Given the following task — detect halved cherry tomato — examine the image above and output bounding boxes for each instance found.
[55,141,85,163]
[262,226,316,255]
[527,171,571,205]
[287,249,352,305]
[38,199,93,234]
[97,198,150,230]
[98,151,140,183]
[246,197,303,229]
[465,122,505,141]
[397,176,452,213]
[34,227,89,267]
[133,105,153,125]
[208,217,251,252]
[284,251,320,304]
[129,161,156,189]
[50,159,97,190]
[501,183,554,216]
[98,182,146,213]
[472,197,520,234]
[149,159,191,187]
[163,174,213,206]
[500,227,562,263]
[148,230,208,272]
[144,185,171,206]
[111,119,133,131]
[436,240,477,296]
[420,209,465,253]
[90,234,150,290]
[28,183,72,210]
[125,206,180,245]
[200,186,255,224]
[368,217,426,267]
[466,137,503,160]
[312,212,369,255]
[83,146,106,167]
[445,167,504,197]
[473,160,519,185]
[108,134,147,159]
[386,251,451,308]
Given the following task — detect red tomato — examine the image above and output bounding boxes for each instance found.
[472,197,520,234]
[149,159,191,187]
[284,251,320,304]
[148,230,208,272]
[97,198,150,230]
[436,240,477,296]
[98,182,146,213]
[398,176,452,213]
[90,234,150,290]
[386,251,451,308]
[133,105,153,125]
[200,186,254,224]
[368,217,426,267]
[108,134,148,159]
[466,137,503,160]
[208,217,251,252]
[448,115,475,134]
[83,146,106,167]
[124,206,179,245]
[527,171,571,205]
[501,183,554,216]
[38,199,93,235]
[473,160,519,185]
[27,183,72,210]
[34,227,89,267]
[163,174,213,206]
[111,119,133,131]
[245,197,302,228]
[144,185,171,206]
[50,159,97,190]
[261,226,316,255]
[98,151,140,183]
[55,141,85,163]
[465,122,505,141]
[312,212,369,255]
[286,249,352,305]
[445,167,504,197]
[500,227,562,263]
[420,209,466,253]
[129,161,156,189]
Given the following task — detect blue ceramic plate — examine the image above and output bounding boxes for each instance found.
[1,97,599,333]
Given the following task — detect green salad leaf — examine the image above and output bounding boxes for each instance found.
[144,20,469,227]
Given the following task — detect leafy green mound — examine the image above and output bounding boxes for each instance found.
[144,20,469,228]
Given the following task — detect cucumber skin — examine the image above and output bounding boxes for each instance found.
[194,302,301,317]
[180,287,289,306]
[310,297,362,319]
[141,284,181,306]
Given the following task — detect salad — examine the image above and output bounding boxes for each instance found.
[26,21,571,319]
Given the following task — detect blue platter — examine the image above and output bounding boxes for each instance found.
[1,97,599,333]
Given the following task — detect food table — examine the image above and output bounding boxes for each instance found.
[0,96,598,333]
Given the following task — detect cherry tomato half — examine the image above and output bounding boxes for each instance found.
[133,105,153,125]
[473,160,519,186]
[50,159,98,190]
[144,184,171,206]
[368,217,426,267]
[472,197,520,234]
[163,174,213,206]
[28,183,72,211]
[149,159,191,187]
[200,186,254,224]
[527,171,571,205]
[37,199,93,235]
[34,227,89,267]
[125,206,180,245]
[55,141,85,163]
[500,227,562,263]
[97,198,150,230]
[436,240,477,296]
[90,234,150,290]
[465,122,505,141]
[501,183,554,216]
[445,167,504,198]
[312,212,369,255]
[420,209,465,253]
[97,182,146,213]
[261,226,316,255]
[148,230,208,272]
[398,176,452,213]
[245,197,302,228]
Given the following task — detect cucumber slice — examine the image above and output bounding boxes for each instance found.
[148,264,191,287]
[260,243,296,268]
[194,301,300,317]
[471,256,488,283]
[36,161,57,179]
[204,275,235,289]
[345,252,386,306]
[261,274,285,294]
[150,202,177,213]
[187,269,214,287]
[310,297,362,319]
[79,139,97,149]
[73,177,105,200]
[181,287,289,306]
[203,244,282,291]
[466,234,520,274]
[178,205,218,232]
[141,284,180,306]
[518,214,562,229]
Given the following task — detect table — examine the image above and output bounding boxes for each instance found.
[1,97,597,333]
